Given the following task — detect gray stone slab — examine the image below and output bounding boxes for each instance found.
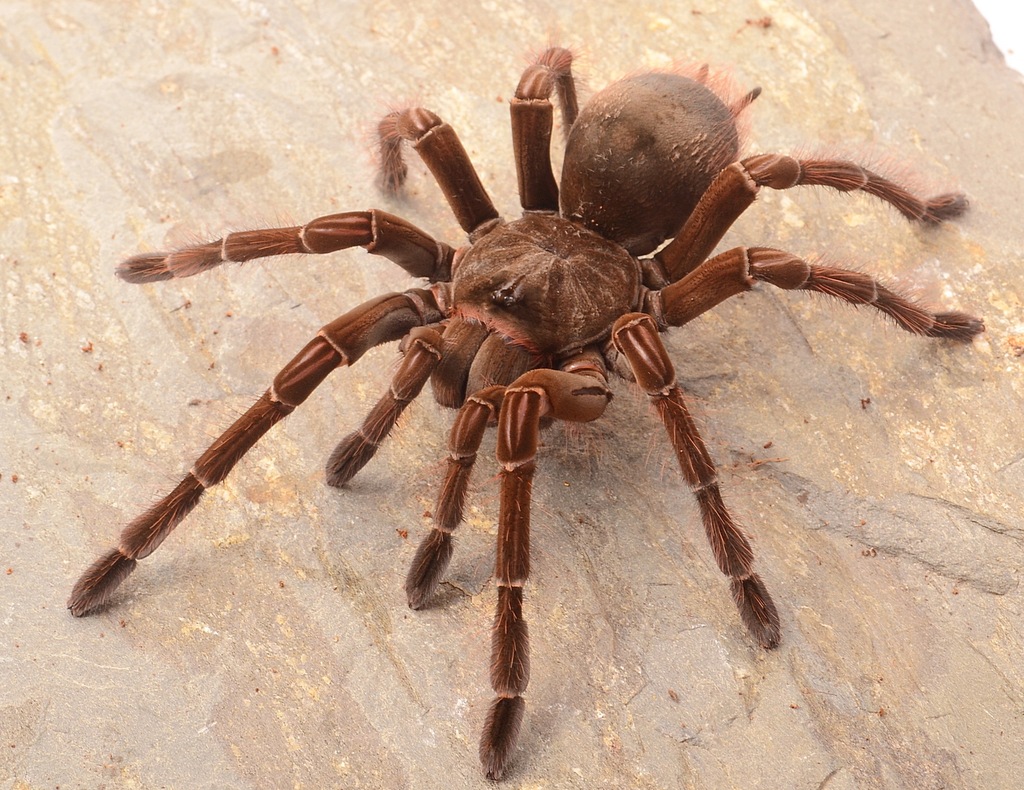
[2,1,1021,788]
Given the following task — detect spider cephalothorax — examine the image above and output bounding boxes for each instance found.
[453,214,641,354]
[68,48,982,780]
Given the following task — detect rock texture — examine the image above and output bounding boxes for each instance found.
[2,1,1021,788]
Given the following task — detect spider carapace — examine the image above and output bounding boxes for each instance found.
[68,48,982,779]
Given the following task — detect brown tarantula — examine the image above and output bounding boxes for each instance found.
[69,48,982,779]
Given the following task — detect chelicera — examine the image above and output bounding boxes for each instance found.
[68,48,983,779]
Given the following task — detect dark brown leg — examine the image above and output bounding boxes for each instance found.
[655,154,968,283]
[651,246,983,340]
[67,290,442,616]
[611,313,781,649]
[465,333,537,398]
[405,385,505,608]
[325,326,443,486]
[480,365,610,780]
[429,317,491,408]
[407,336,583,610]
[378,108,499,236]
[117,209,454,284]
[510,47,577,213]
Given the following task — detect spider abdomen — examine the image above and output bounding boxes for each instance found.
[560,72,741,256]
[452,214,641,356]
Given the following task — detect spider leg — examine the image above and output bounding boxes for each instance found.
[405,385,505,608]
[431,320,536,409]
[650,246,983,340]
[511,47,578,213]
[655,154,968,283]
[429,318,491,407]
[378,108,499,236]
[118,209,454,284]
[325,325,443,486]
[611,312,781,649]
[407,332,536,607]
[480,365,611,781]
[67,289,442,617]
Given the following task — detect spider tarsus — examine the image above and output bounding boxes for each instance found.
[405,530,453,609]
[324,432,378,488]
[729,85,761,116]
[376,162,408,196]
[67,548,138,617]
[376,111,410,195]
[928,311,985,341]
[480,695,525,781]
[117,253,174,283]
[922,192,968,224]
[730,574,781,650]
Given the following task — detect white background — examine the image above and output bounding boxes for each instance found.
[973,0,1024,73]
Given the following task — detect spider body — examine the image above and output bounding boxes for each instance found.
[69,48,982,780]
[450,214,641,355]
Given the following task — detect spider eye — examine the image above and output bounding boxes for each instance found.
[491,282,523,309]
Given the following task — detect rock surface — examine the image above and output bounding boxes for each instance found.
[2,1,1021,788]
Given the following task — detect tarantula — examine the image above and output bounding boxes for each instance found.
[68,48,982,779]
